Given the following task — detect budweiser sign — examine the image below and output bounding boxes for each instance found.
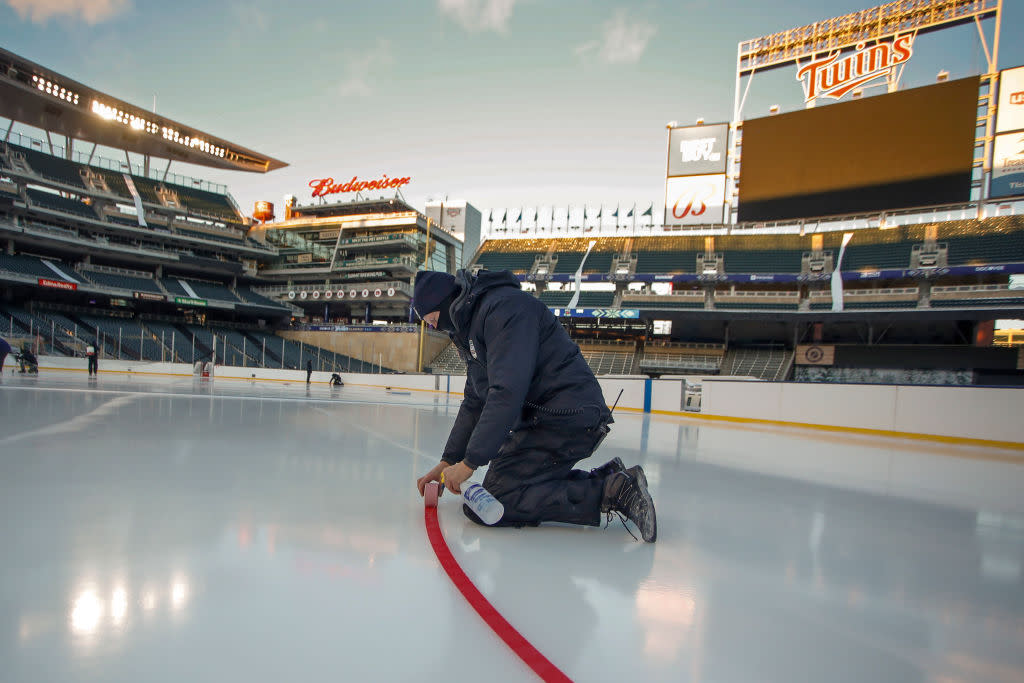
[797,35,914,102]
[309,174,411,198]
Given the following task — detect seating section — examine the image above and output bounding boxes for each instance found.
[17,145,87,188]
[552,251,585,274]
[175,227,246,245]
[185,280,241,302]
[236,287,284,308]
[538,291,571,307]
[720,348,791,381]
[581,350,635,375]
[0,252,72,279]
[537,290,615,307]
[81,270,163,293]
[7,144,242,226]
[25,188,98,220]
[77,315,145,360]
[715,302,800,310]
[160,278,190,296]
[427,342,467,375]
[141,321,196,363]
[630,299,704,309]
[639,352,722,373]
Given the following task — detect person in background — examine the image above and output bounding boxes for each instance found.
[306,359,313,384]
[0,336,10,374]
[413,269,657,542]
[86,342,97,377]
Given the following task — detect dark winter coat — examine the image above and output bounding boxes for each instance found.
[441,269,610,469]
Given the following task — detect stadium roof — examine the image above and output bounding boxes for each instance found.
[0,47,287,173]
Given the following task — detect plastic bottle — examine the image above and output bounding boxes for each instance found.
[462,483,504,525]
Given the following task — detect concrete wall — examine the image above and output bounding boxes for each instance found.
[279,330,451,373]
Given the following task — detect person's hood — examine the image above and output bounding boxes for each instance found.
[448,269,521,335]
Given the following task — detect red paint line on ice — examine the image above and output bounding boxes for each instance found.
[424,505,572,683]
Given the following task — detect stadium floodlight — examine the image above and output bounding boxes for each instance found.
[937,70,949,82]
[769,104,780,114]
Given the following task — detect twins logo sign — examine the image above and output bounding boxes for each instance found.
[665,174,726,226]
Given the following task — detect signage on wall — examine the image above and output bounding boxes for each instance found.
[309,174,412,198]
[174,296,208,307]
[797,35,914,102]
[795,344,835,365]
[667,123,729,177]
[997,65,1024,133]
[38,278,76,291]
[664,174,727,226]
[990,132,1024,199]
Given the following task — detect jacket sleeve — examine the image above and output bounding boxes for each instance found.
[462,302,540,468]
[440,363,484,464]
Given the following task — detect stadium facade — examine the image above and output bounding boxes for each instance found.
[3,0,1024,384]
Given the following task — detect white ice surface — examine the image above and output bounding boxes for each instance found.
[1,371,1022,683]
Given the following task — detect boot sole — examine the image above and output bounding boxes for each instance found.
[629,466,656,542]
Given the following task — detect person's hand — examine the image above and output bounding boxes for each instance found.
[441,461,474,495]
[417,461,450,497]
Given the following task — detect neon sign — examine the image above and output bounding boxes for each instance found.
[309,174,411,198]
[797,35,914,102]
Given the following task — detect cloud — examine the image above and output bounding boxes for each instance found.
[438,0,517,33]
[337,40,393,98]
[5,0,130,24]
[575,9,656,64]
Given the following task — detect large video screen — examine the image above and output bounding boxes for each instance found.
[738,76,979,222]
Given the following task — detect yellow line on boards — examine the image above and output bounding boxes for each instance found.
[649,409,1024,454]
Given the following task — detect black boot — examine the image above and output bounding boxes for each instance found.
[601,469,657,542]
[590,456,625,479]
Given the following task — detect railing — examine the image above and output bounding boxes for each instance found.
[254,281,413,298]
[4,132,228,194]
[480,197,1024,240]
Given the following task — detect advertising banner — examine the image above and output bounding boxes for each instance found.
[133,291,166,302]
[550,308,640,319]
[667,123,728,177]
[996,65,1024,134]
[795,345,835,365]
[38,278,76,291]
[990,131,1024,199]
[174,296,208,307]
[664,174,726,226]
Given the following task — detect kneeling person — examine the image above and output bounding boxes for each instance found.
[413,269,656,542]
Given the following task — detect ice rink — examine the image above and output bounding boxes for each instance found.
[1,371,1022,683]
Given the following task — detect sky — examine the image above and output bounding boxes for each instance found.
[1,0,1022,220]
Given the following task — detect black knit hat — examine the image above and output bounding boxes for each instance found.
[413,271,457,319]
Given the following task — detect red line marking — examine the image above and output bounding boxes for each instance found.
[424,505,573,683]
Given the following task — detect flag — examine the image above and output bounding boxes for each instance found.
[487,209,493,222]
[533,208,539,222]
[595,206,602,219]
[501,210,507,224]
[642,204,653,217]
[611,207,619,218]
[515,209,522,223]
